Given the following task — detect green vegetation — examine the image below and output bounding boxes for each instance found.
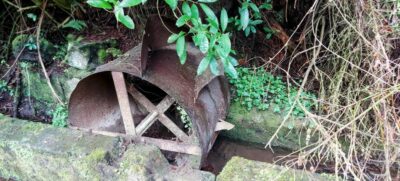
[176,105,192,129]
[0,80,14,96]
[51,105,68,127]
[229,67,317,117]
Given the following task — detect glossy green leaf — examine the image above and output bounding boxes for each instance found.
[209,58,219,75]
[115,7,135,29]
[182,2,191,16]
[196,33,209,53]
[191,4,199,19]
[167,31,184,43]
[218,33,231,58]
[224,61,238,78]
[260,3,273,10]
[240,8,249,30]
[176,36,186,58]
[249,3,259,13]
[220,8,228,32]
[244,27,250,36]
[87,0,112,9]
[197,55,211,75]
[164,0,177,10]
[179,51,187,64]
[200,3,219,28]
[120,0,141,7]
[176,15,191,27]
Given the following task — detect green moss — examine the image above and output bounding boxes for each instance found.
[11,34,29,56]
[20,63,55,105]
[223,102,316,150]
[218,157,338,181]
[97,49,107,64]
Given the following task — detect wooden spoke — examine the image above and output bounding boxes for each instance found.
[70,126,201,156]
[136,96,175,135]
[128,85,190,142]
[139,137,202,156]
[157,114,190,142]
[111,72,136,136]
[136,111,158,135]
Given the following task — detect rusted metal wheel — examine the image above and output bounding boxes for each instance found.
[68,17,232,168]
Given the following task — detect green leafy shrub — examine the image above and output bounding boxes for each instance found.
[62,19,87,31]
[0,80,14,96]
[86,0,239,78]
[51,105,68,127]
[229,67,317,117]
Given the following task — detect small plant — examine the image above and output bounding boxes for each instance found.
[0,80,14,96]
[24,37,37,50]
[51,105,68,127]
[27,13,37,22]
[230,0,273,37]
[229,67,317,117]
[62,19,87,31]
[263,27,276,39]
[53,44,68,61]
[176,105,192,129]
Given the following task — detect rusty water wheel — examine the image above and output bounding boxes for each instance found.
[68,16,233,168]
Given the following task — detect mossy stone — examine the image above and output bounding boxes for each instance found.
[223,102,317,150]
[218,157,338,181]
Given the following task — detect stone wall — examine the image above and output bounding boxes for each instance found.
[0,114,213,181]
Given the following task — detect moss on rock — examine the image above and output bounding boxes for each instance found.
[223,102,317,150]
[0,114,215,181]
[218,157,337,181]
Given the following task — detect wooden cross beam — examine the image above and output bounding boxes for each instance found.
[111,72,136,136]
[128,85,190,142]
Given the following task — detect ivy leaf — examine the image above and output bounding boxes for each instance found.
[220,8,228,32]
[240,8,249,30]
[87,0,112,9]
[182,2,191,16]
[197,55,211,75]
[209,58,219,75]
[167,31,184,43]
[191,4,199,19]
[176,15,191,27]
[197,0,218,2]
[120,0,142,7]
[164,0,177,10]
[200,3,219,28]
[114,7,135,29]
[176,36,186,57]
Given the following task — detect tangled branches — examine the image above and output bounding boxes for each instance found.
[271,0,400,180]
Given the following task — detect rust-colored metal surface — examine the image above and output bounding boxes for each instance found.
[68,16,230,166]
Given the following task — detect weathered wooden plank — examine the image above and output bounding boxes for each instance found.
[158,114,190,142]
[135,111,158,135]
[69,126,201,155]
[111,72,136,136]
[215,119,235,131]
[139,137,202,156]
